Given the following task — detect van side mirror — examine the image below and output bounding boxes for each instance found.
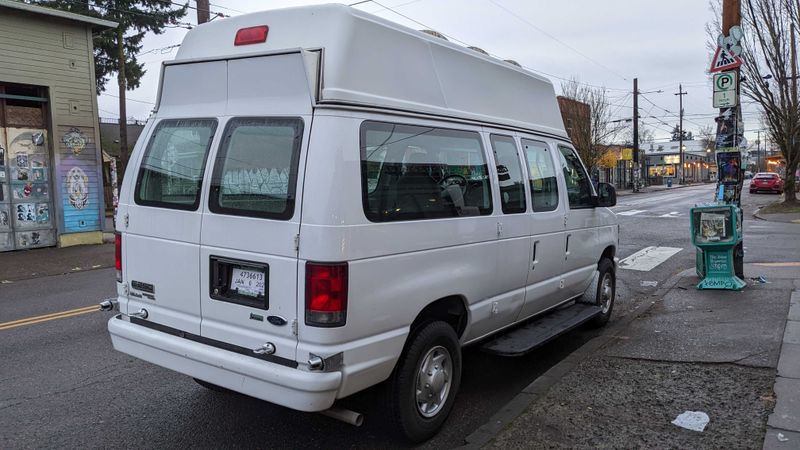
[595,182,616,207]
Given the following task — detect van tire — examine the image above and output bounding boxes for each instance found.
[390,321,462,443]
[193,378,229,393]
[588,258,615,328]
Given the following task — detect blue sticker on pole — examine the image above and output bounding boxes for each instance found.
[718,185,725,201]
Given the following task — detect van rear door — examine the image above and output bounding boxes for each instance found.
[124,117,219,335]
[197,53,315,363]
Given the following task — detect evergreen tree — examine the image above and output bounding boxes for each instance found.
[29,0,188,171]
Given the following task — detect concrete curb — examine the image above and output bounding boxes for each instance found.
[763,290,800,450]
[460,269,689,449]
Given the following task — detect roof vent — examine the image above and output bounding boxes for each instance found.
[420,29,449,41]
[468,46,489,55]
[504,59,522,67]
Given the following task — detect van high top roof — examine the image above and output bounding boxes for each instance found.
[171,3,567,138]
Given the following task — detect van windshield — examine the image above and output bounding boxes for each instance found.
[135,119,217,210]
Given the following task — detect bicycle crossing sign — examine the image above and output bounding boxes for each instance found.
[710,46,743,73]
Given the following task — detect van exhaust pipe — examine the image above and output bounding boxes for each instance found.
[321,406,364,426]
[99,298,118,312]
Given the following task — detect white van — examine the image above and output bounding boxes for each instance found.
[103,4,618,442]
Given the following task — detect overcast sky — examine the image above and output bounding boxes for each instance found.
[97,0,764,144]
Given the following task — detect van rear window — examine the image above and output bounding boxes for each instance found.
[209,117,303,220]
[134,119,217,210]
[360,121,492,222]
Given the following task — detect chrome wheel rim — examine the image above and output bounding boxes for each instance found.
[415,345,452,418]
[599,272,614,314]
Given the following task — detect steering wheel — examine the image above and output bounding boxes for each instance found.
[441,174,467,192]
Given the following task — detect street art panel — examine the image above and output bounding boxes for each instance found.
[15,229,55,249]
[58,125,101,233]
[4,127,55,251]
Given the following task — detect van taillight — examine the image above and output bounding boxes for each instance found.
[234,25,269,46]
[305,262,348,327]
[115,233,122,282]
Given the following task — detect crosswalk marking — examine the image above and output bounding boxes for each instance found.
[619,246,683,271]
[617,209,647,216]
[613,208,684,218]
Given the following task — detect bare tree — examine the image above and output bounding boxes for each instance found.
[698,124,716,151]
[739,0,800,203]
[559,78,624,174]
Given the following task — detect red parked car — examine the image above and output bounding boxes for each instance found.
[749,172,784,194]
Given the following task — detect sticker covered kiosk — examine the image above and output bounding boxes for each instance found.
[690,203,746,290]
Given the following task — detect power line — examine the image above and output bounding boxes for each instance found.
[209,2,245,14]
[352,0,628,92]
[101,93,155,105]
[486,0,628,81]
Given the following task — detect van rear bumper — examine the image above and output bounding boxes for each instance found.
[108,315,341,412]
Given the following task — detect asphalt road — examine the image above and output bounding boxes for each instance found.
[0,183,785,449]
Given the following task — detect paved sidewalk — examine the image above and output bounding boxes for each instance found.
[0,243,114,282]
[465,262,799,449]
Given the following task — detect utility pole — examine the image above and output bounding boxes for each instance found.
[116,21,129,174]
[675,84,687,184]
[633,78,640,191]
[756,129,761,172]
[196,0,210,24]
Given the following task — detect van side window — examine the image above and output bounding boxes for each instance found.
[490,134,526,214]
[360,121,493,222]
[521,139,559,212]
[209,117,303,220]
[558,146,594,209]
[135,119,218,210]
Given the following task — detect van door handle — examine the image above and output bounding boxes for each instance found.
[532,240,540,269]
[565,234,571,260]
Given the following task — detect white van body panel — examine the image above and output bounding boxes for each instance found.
[173,4,567,138]
[109,4,619,415]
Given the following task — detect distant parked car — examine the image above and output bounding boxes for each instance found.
[744,171,753,179]
[749,172,784,194]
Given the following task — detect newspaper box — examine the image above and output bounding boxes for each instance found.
[690,204,746,290]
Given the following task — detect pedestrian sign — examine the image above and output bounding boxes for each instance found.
[713,71,738,108]
[710,46,743,73]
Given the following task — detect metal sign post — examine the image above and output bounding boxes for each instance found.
[694,17,746,288]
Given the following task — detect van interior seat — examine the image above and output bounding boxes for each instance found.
[392,154,445,217]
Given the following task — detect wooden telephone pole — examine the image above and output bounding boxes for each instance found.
[196,0,210,24]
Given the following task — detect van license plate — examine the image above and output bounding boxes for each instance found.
[231,268,266,298]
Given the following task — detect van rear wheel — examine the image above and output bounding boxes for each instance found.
[588,258,615,328]
[389,321,462,443]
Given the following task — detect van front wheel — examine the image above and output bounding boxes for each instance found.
[390,321,462,443]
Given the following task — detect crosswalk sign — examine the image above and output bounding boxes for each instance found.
[710,46,743,73]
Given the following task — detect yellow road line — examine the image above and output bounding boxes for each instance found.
[0,305,98,330]
[753,262,800,267]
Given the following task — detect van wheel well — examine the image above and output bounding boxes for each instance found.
[410,296,468,339]
[600,246,615,268]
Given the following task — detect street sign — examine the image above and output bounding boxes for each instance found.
[620,148,633,161]
[713,72,738,108]
[709,46,743,73]
[713,91,736,108]
[714,71,737,91]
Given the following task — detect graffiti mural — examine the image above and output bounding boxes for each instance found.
[65,166,89,210]
[62,128,87,156]
[59,126,101,233]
